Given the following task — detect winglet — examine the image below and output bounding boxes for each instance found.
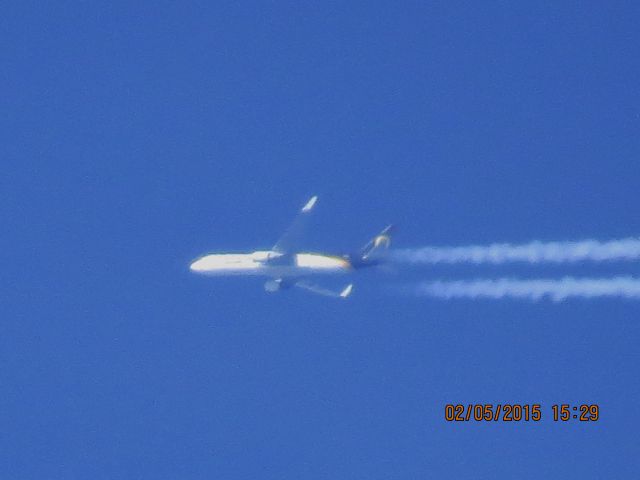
[301,195,318,213]
[339,284,354,299]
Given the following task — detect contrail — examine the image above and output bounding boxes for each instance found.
[408,276,640,301]
[391,238,640,264]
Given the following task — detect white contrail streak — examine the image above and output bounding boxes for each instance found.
[409,277,640,301]
[391,238,640,264]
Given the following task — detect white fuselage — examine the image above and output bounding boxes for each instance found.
[189,250,351,277]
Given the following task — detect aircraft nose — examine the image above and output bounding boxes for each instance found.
[190,258,204,272]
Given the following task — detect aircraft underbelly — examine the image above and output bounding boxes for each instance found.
[196,265,347,277]
[190,253,350,277]
[267,265,347,276]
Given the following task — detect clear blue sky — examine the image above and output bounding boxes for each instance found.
[3,2,639,478]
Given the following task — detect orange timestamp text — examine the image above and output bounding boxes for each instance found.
[444,404,599,422]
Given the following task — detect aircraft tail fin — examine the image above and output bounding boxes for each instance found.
[360,224,394,261]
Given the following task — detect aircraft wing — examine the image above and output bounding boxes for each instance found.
[294,280,353,299]
[272,195,318,254]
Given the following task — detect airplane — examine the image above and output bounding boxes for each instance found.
[189,196,394,298]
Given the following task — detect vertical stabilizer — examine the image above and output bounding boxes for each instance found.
[360,225,394,261]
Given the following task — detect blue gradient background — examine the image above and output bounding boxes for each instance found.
[2,2,639,478]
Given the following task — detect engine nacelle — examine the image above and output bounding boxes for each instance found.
[264,279,282,293]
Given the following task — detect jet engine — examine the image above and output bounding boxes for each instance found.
[264,279,282,292]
